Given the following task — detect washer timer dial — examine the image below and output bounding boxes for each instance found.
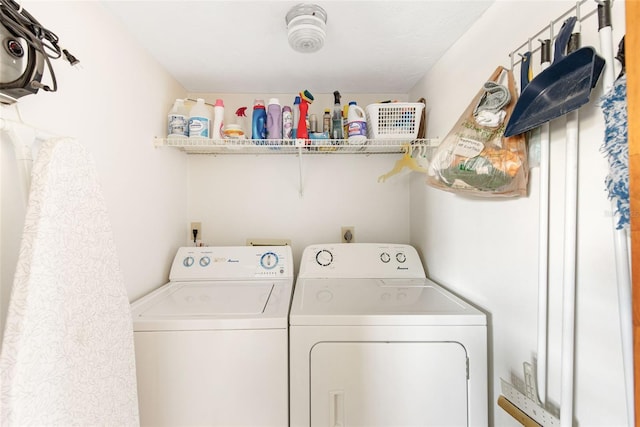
[260,252,279,269]
[315,249,333,267]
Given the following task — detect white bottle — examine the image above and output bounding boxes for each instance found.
[212,99,225,140]
[347,101,367,143]
[282,106,293,140]
[167,98,189,138]
[188,98,211,138]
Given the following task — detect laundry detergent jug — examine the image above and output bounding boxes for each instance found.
[347,101,367,143]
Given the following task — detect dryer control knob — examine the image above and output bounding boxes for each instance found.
[315,249,333,267]
[199,256,210,267]
[396,252,406,263]
[380,252,391,263]
[183,256,194,267]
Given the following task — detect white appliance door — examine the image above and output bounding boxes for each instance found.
[310,341,468,426]
[135,329,288,426]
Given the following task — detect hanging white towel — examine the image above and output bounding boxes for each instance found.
[0,138,139,426]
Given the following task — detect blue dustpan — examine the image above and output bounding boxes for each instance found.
[504,17,605,137]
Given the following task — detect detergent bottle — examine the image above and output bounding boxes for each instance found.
[188,98,211,138]
[282,106,293,140]
[266,98,282,139]
[347,101,367,143]
[292,96,300,139]
[252,99,267,140]
[167,98,189,138]
[212,99,225,140]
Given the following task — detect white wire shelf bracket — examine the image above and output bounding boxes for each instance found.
[154,137,439,155]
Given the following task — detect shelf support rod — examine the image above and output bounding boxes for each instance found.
[296,141,304,197]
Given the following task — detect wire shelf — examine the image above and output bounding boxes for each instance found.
[155,137,438,155]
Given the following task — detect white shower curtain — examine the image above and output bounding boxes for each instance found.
[0,137,139,425]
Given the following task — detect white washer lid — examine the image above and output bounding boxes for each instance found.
[289,277,486,326]
[141,282,272,316]
[132,280,292,331]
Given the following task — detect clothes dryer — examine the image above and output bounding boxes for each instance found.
[131,246,293,427]
[289,243,488,426]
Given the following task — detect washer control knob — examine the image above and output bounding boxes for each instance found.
[380,252,391,263]
[183,256,194,267]
[315,249,333,267]
[199,256,210,267]
[396,252,406,263]
[260,252,278,269]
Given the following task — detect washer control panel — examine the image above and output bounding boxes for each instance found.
[299,243,425,279]
[169,246,292,281]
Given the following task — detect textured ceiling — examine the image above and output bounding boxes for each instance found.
[103,1,494,94]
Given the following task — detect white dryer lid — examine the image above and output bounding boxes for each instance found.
[132,280,292,331]
[289,277,486,326]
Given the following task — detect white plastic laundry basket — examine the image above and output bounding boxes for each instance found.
[366,102,424,140]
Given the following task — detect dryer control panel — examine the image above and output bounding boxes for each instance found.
[299,243,425,279]
[169,246,293,281]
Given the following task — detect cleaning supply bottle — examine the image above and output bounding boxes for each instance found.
[323,109,331,134]
[309,114,318,133]
[296,90,314,139]
[331,91,343,139]
[282,106,293,140]
[347,101,367,143]
[266,98,282,139]
[343,104,349,139]
[188,98,211,138]
[292,96,300,139]
[235,106,249,136]
[167,98,189,138]
[212,98,225,140]
[252,99,267,140]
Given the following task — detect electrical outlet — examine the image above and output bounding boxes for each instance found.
[190,222,202,244]
[341,226,354,243]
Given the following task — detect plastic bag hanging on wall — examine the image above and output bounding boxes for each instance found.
[427,66,528,198]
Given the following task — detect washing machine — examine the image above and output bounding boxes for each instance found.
[289,243,488,427]
[131,245,293,427]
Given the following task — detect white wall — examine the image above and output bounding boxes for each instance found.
[185,92,414,266]
[410,1,628,426]
[0,1,188,340]
[1,2,629,425]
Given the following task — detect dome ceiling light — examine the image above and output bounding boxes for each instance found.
[285,3,328,53]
